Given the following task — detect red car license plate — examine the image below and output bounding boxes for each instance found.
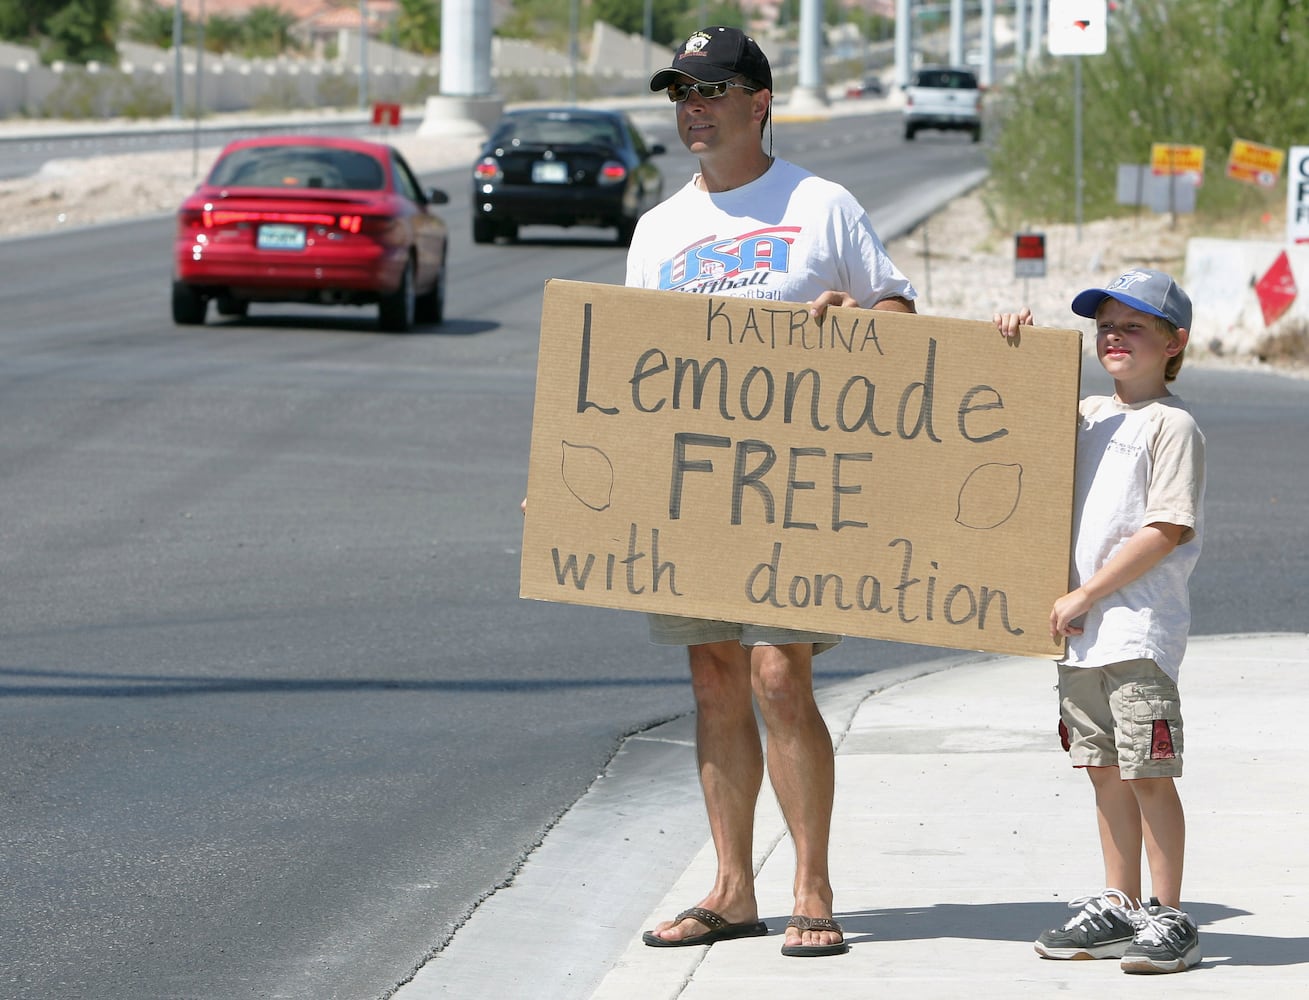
[257,223,307,250]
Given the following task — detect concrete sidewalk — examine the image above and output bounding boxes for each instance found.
[407,632,1309,998]
[583,633,1308,999]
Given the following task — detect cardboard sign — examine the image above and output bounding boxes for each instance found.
[520,280,1082,659]
[1226,139,1284,188]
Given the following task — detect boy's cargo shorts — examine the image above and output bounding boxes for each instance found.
[1057,657,1184,779]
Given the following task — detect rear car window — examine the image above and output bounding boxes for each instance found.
[209,145,386,191]
[913,69,978,89]
[492,114,622,148]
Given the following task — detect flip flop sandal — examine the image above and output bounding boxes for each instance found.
[642,906,769,948]
[781,915,848,957]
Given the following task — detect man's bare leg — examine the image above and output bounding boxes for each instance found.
[751,643,842,951]
[646,640,764,942]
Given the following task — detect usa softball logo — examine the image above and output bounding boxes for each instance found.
[683,32,711,54]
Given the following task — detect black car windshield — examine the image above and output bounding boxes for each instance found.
[209,145,386,190]
[491,114,622,149]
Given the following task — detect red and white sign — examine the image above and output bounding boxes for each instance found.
[1014,233,1047,278]
[1254,251,1297,326]
[371,102,402,127]
[1048,0,1108,56]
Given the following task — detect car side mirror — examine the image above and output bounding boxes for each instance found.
[426,188,450,205]
[649,143,666,157]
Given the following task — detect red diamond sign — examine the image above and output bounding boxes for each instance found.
[1254,250,1298,326]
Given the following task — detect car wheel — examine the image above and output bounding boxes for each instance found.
[472,216,496,244]
[216,295,248,318]
[172,281,207,325]
[616,216,637,246]
[904,123,916,141]
[378,256,415,333]
[500,221,519,243]
[971,125,983,143]
[415,258,445,325]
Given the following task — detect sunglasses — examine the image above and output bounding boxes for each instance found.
[666,80,758,103]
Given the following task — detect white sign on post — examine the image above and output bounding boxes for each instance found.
[1047,0,1108,56]
[1287,146,1309,245]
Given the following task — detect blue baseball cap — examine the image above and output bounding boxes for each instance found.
[1071,268,1192,330]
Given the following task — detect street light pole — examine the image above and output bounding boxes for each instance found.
[568,0,578,104]
[192,0,205,175]
[643,0,652,82]
[359,0,370,111]
[172,1,184,119]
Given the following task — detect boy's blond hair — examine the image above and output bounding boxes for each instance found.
[1155,315,1185,382]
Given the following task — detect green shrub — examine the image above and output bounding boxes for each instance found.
[990,0,1309,228]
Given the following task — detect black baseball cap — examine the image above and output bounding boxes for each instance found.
[649,26,773,92]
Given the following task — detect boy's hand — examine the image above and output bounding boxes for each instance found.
[1050,588,1091,638]
[993,308,1033,340]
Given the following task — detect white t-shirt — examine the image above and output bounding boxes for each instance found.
[624,157,916,307]
[1061,394,1206,680]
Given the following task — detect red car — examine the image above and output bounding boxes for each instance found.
[172,135,450,332]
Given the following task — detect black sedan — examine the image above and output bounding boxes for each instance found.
[471,107,665,246]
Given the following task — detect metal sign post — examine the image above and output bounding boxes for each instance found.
[1047,0,1107,242]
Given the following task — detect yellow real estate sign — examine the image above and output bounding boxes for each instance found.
[1151,143,1206,183]
[1226,138,1285,188]
[520,280,1082,659]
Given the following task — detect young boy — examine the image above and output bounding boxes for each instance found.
[995,268,1206,974]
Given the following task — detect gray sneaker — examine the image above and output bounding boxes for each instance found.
[1120,897,1202,974]
[1035,888,1138,960]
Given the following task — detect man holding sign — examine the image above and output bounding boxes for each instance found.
[628,26,917,958]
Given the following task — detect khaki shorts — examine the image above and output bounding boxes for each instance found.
[1057,658,1184,779]
[646,613,840,655]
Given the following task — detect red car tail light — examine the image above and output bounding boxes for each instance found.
[598,161,628,185]
[201,208,338,228]
[177,207,206,233]
[474,157,502,183]
[178,204,389,237]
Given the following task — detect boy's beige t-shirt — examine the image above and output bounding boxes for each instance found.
[1060,394,1206,681]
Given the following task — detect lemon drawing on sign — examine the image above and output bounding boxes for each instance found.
[560,440,614,511]
[955,462,1023,530]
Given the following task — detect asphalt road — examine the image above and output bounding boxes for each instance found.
[1,113,1304,1000]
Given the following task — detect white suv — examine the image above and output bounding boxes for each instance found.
[903,66,982,142]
